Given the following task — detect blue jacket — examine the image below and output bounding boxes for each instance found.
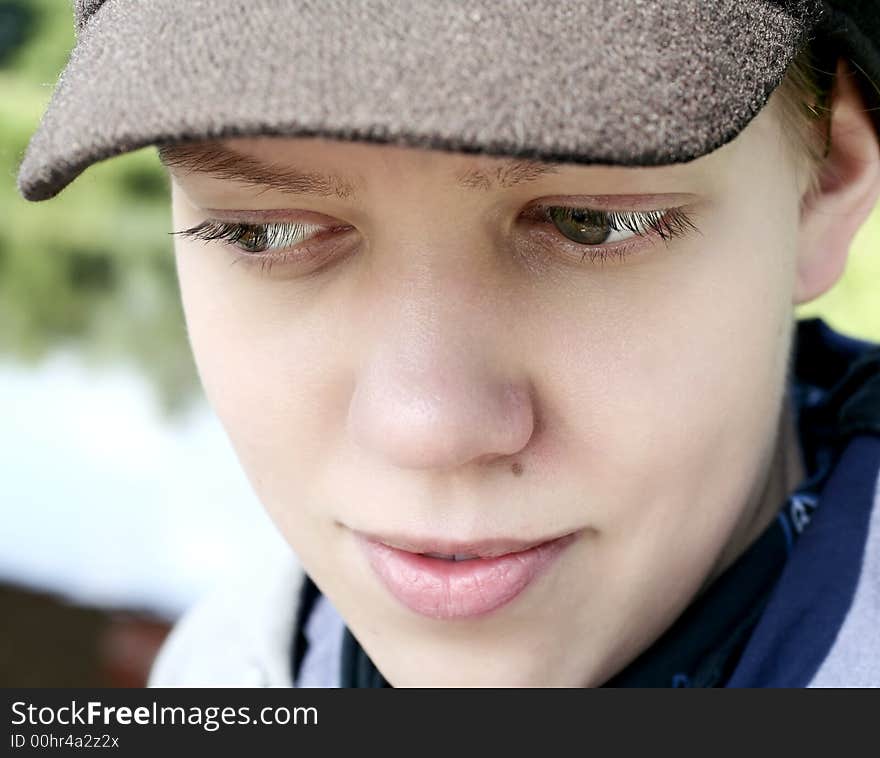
[148,318,880,687]
[729,319,880,686]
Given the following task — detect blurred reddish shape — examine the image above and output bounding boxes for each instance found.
[99,612,173,688]
[0,581,173,687]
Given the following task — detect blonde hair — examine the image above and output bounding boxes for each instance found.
[773,42,835,195]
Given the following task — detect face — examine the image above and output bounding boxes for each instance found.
[167,94,809,686]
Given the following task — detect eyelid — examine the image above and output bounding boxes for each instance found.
[199,207,349,228]
[521,198,701,232]
[195,195,698,229]
[524,193,700,211]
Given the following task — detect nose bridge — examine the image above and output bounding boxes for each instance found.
[346,239,535,472]
[362,200,510,346]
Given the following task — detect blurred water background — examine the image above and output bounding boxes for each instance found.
[1,1,878,684]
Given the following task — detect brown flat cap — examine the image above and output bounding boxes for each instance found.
[15,0,834,201]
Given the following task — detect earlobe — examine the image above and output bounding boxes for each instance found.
[794,59,880,305]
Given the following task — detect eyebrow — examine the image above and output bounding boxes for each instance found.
[157,140,561,199]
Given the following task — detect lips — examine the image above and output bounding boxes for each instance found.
[354,530,577,619]
[421,552,480,561]
[356,532,566,560]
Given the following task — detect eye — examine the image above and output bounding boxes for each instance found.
[523,204,700,265]
[545,207,685,246]
[547,206,664,245]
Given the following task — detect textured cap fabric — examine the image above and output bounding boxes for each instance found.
[13,0,847,201]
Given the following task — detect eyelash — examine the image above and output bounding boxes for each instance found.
[171,206,699,273]
[170,219,339,273]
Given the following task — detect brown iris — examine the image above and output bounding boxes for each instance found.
[236,225,270,253]
[548,207,612,245]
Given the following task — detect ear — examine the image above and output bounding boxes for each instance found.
[794,58,880,305]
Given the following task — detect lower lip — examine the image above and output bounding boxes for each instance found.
[355,532,577,619]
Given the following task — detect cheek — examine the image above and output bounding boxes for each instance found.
[551,182,799,539]
[173,239,340,524]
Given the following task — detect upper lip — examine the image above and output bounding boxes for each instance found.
[354,529,577,559]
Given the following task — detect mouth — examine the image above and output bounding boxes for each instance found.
[353,528,579,619]
[355,531,567,560]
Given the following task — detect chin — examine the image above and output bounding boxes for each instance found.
[361,623,590,688]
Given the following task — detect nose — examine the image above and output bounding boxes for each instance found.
[349,361,535,470]
[346,279,535,472]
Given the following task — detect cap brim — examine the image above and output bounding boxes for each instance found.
[17,0,823,201]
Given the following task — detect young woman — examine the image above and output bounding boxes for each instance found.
[17,0,880,687]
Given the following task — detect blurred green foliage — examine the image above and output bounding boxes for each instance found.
[0,0,198,415]
[0,0,878,420]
